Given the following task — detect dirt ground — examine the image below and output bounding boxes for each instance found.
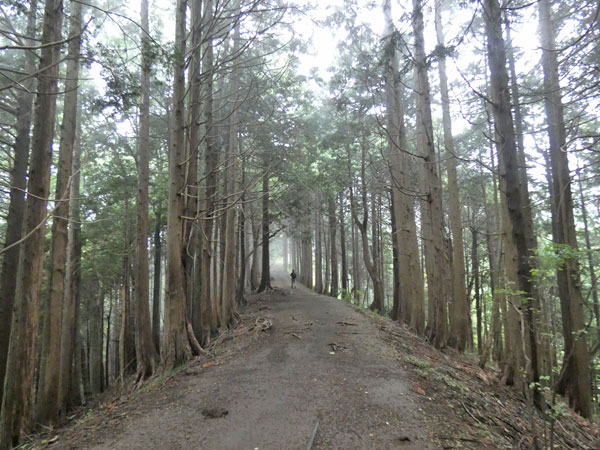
[25,271,599,450]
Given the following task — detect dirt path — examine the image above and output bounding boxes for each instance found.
[54,272,435,450]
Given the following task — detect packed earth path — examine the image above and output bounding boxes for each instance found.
[50,270,439,450]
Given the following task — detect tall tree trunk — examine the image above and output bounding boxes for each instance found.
[105,295,112,387]
[412,0,448,348]
[119,253,136,377]
[339,195,349,295]
[324,223,330,293]
[134,0,159,381]
[385,53,425,331]
[236,162,248,305]
[257,155,272,292]
[389,191,400,321]
[0,0,37,407]
[472,228,482,354]
[89,285,104,395]
[163,0,192,368]
[328,195,339,298]
[350,191,360,303]
[347,142,384,313]
[315,199,323,293]
[221,0,241,327]
[250,208,260,291]
[199,0,217,344]
[152,205,162,354]
[283,233,288,273]
[37,0,83,424]
[60,123,83,412]
[435,0,468,351]
[576,165,600,330]
[0,0,64,444]
[483,0,542,410]
[539,0,591,418]
[302,228,313,289]
[185,0,202,341]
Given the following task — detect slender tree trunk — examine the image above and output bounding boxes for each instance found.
[472,228,482,354]
[412,0,447,348]
[250,209,260,291]
[221,0,241,326]
[257,156,272,292]
[152,205,162,354]
[89,285,104,395]
[236,162,248,305]
[576,165,600,329]
[350,196,360,303]
[381,10,425,330]
[199,0,217,344]
[0,0,37,407]
[324,222,330,293]
[37,0,83,424]
[539,0,591,417]
[483,0,542,409]
[133,0,159,381]
[0,0,64,444]
[315,199,323,293]
[339,195,349,295]
[303,229,313,289]
[164,0,192,368]
[348,143,384,313]
[105,296,112,388]
[283,233,288,273]
[328,195,339,298]
[390,191,400,320]
[185,0,202,340]
[60,123,82,412]
[435,0,468,351]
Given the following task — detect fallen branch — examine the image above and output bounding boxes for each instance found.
[307,421,319,450]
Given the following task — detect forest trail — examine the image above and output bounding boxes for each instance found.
[54,270,435,450]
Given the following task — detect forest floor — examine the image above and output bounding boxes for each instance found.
[24,271,599,450]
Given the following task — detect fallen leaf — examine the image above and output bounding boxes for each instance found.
[414,385,426,395]
[202,361,217,368]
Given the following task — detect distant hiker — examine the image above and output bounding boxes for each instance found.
[290,269,297,288]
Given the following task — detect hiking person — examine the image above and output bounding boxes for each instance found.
[290,269,297,288]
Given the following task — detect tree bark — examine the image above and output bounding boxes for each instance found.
[89,284,104,395]
[163,0,192,369]
[315,198,323,293]
[60,123,83,412]
[134,0,159,381]
[435,0,468,351]
[412,0,448,348]
[576,165,599,330]
[383,38,425,330]
[257,154,272,292]
[250,207,260,291]
[483,0,542,409]
[348,142,384,313]
[538,0,591,417]
[339,195,349,295]
[199,0,217,344]
[328,195,339,298]
[37,0,83,424]
[0,0,64,444]
[152,205,162,354]
[185,0,202,341]
[221,0,241,327]
[0,0,37,408]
